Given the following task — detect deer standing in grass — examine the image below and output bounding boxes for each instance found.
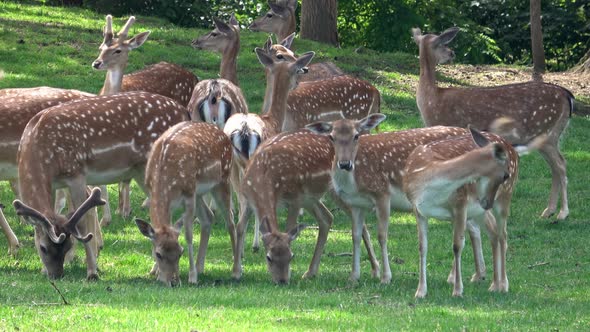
[413,27,574,221]
[136,122,236,286]
[16,91,188,279]
[306,115,495,284]
[403,127,526,297]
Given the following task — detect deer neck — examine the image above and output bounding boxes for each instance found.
[262,71,290,135]
[220,36,240,86]
[261,69,274,115]
[100,64,127,95]
[416,44,439,115]
[148,194,172,229]
[18,154,55,215]
[277,11,296,41]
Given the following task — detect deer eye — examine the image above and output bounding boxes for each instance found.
[503,173,510,181]
[266,13,273,18]
[353,134,360,141]
[276,54,284,60]
[266,254,272,263]
[114,49,122,54]
[210,32,218,37]
[156,252,163,260]
[40,245,48,254]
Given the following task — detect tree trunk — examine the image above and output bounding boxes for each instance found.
[530,0,545,81]
[571,49,590,75]
[300,0,339,46]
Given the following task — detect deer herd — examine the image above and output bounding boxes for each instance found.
[0,2,576,299]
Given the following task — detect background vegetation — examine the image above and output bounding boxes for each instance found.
[0,2,589,331]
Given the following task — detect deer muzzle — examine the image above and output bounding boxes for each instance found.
[337,160,354,171]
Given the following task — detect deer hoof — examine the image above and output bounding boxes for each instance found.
[252,245,259,253]
[555,210,569,221]
[415,288,427,299]
[470,273,486,283]
[540,208,555,219]
[87,273,99,281]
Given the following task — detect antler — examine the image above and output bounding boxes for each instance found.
[118,16,136,40]
[103,14,114,45]
[66,188,106,236]
[13,200,66,244]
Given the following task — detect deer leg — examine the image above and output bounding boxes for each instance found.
[0,208,19,256]
[350,207,364,283]
[448,218,486,284]
[375,195,392,284]
[115,182,130,219]
[492,206,510,292]
[211,182,237,265]
[451,207,467,297]
[99,185,113,227]
[69,182,101,280]
[194,196,213,276]
[483,212,501,292]
[539,143,568,220]
[415,211,429,298]
[233,203,252,280]
[183,194,197,284]
[54,189,67,215]
[302,201,333,279]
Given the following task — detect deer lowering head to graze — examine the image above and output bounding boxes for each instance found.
[192,15,240,85]
[234,129,380,283]
[17,91,188,279]
[412,27,575,221]
[307,115,491,284]
[249,0,297,42]
[187,79,248,130]
[13,188,105,279]
[403,127,524,297]
[136,122,236,286]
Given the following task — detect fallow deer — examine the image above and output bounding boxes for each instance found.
[412,27,574,221]
[306,115,489,284]
[17,91,188,279]
[93,15,199,220]
[186,79,248,130]
[249,0,298,42]
[403,127,522,298]
[234,129,380,283]
[136,122,236,286]
[192,15,241,86]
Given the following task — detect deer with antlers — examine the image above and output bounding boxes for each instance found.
[16,91,188,279]
[402,127,529,297]
[412,27,574,221]
[135,122,236,286]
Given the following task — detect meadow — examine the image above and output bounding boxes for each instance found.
[0,2,589,331]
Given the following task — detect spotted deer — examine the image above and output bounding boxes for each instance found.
[93,15,199,220]
[192,15,241,86]
[186,79,248,130]
[17,91,188,279]
[403,127,528,297]
[135,122,236,286]
[413,27,574,221]
[306,115,492,284]
[249,0,298,42]
[234,129,380,283]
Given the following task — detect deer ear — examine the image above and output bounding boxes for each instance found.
[259,216,272,236]
[213,17,233,35]
[288,223,306,242]
[358,113,386,131]
[281,32,296,49]
[287,0,298,11]
[264,35,274,52]
[229,13,239,27]
[469,126,490,148]
[135,218,155,239]
[128,31,151,49]
[294,51,315,72]
[305,121,332,135]
[436,27,460,45]
[269,2,287,17]
[411,27,423,45]
[492,143,508,162]
[255,47,274,67]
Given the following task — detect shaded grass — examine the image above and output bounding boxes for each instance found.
[0,2,589,331]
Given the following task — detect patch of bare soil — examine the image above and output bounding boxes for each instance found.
[437,64,590,99]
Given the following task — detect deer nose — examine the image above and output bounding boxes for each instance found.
[479,198,493,210]
[92,60,102,69]
[338,161,354,171]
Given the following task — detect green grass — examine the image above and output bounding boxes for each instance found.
[1,2,590,331]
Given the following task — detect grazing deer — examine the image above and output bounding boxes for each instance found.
[186,79,248,130]
[93,15,199,220]
[0,203,19,256]
[403,127,523,297]
[412,27,574,221]
[234,129,380,283]
[306,115,492,284]
[17,91,188,279]
[249,0,298,42]
[192,15,241,86]
[135,122,236,286]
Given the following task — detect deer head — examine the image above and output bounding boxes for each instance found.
[259,217,306,284]
[412,27,459,65]
[92,15,151,71]
[12,188,105,279]
[306,114,386,171]
[249,0,297,41]
[135,218,184,287]
[192,14,239,52]
[263,33,298,63]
